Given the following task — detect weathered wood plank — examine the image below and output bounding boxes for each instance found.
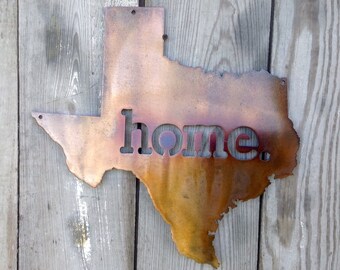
[260,0,340,269]
[138,0,272,269]
[19,1,137,269]
[0,1,18,269]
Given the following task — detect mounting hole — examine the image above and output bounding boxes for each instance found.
[131,10,136,15]
[38,115,43,119]
[260,152,271,161]
[162,34,168,41]
[281,79,286,86]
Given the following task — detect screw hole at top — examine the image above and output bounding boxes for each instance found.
[38,115,43,119]
[162,34,168,41]
[131,10,136,15]
[281,79,286,86]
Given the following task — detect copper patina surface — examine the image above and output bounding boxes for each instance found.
[33,7,299,268]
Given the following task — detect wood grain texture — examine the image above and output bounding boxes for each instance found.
[0,1,18,269]
[138,0,271,269]
[19,1,137,269]
[260,0,340,269]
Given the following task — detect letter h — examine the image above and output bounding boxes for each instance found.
[120,109,152,154]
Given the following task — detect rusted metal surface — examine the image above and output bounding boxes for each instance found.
[33,7,299,268]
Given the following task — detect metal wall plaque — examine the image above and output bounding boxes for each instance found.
[33,7,299,268]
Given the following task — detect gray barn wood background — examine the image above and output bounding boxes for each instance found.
[1,0,339,269]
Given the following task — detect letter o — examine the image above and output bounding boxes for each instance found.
[152,124,183,156]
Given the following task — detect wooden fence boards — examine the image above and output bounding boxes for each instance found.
[137,1,271,269]
[260,0,340,269]
[0,0,337,269]
[19,1,137,269]
[0,1,18,269]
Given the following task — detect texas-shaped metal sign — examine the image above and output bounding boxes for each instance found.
[33,7,299,268]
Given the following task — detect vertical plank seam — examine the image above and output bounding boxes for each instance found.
[257,0,276,269]
[16,0,20,269]
[267,0,276,74]
[133,179,140,270]
[256,196,264,270]
[133,3,145,269]
[138,0,145,8]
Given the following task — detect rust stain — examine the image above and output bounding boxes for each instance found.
[32,7,299,268]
